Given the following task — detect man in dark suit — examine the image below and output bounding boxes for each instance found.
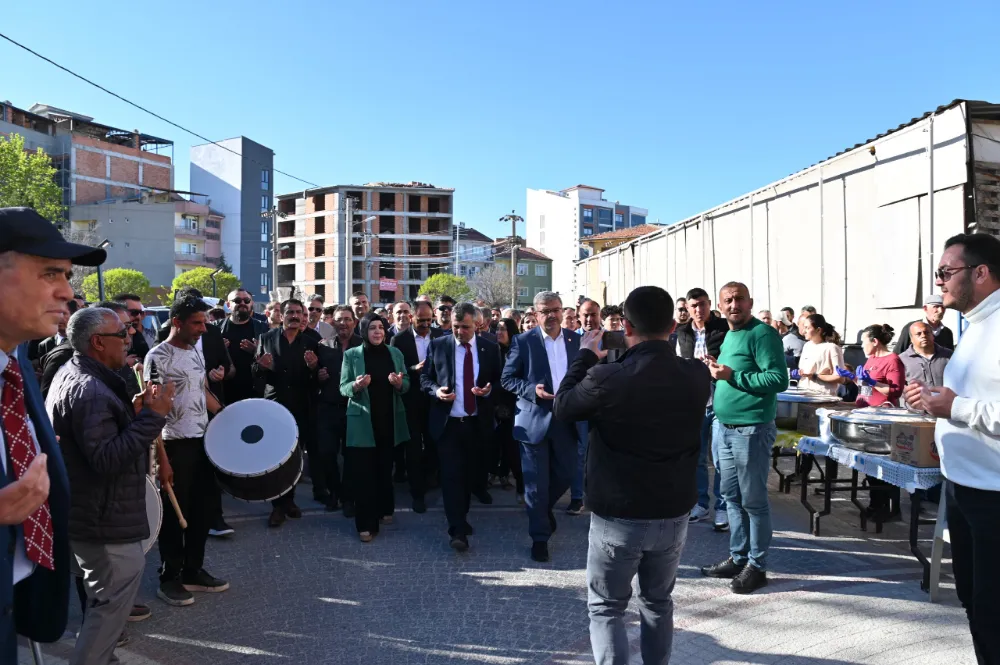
[421,303,502,552]
[501,291,583,562]
[0,206,107,662]
[391,300,443,513]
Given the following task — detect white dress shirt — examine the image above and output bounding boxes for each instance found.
[542,328,568,394]
[0,348,40,585]
[451,336,480,417]
[413,329,432,364]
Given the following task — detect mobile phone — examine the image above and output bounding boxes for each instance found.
[602,330,626,351]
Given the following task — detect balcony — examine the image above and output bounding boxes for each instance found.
[175,252,211,266]
[174,225,206,239]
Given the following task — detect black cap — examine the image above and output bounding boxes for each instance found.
[0,207,107,266]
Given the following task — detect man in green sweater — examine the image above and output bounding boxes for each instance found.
[699,282,788,594]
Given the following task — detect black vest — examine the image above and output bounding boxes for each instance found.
[675,315,729,360]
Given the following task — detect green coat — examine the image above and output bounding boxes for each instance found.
[339,345,410,448]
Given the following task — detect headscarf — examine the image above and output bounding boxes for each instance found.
[359,312,388,351]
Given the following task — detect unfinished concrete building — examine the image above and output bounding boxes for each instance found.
[274,183,454,305]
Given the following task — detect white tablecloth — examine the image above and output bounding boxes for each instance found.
[797,437,944,492]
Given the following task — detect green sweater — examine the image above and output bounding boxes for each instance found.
[713,317,789,425]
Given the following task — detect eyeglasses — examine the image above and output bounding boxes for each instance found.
[126,308,143,317]
[233,298,252,305]
[537,308,562,316]
[437,306,452,312]
[308,307,323,312]
[935,265,978,282]
[95,328,130,340]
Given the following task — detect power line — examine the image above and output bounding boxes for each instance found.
[0,31,319,188]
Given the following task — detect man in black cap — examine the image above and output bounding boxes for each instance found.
[0,207,106,662]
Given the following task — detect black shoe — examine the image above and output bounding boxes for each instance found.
[531,541,550,563]
[450,534,469,552]
[268,507,286,528]
[412,498,427,514]
[313,490,331,504]
[566,499,584,516]
[285,501,302,519]
[208,517,234,537]
[157,579,194,607]
[474,489,493,505]
[700,557,746,579]
[128,603,151,622]
[325,497,341,512]
[463,522,475,536]
[548,510,558,534]
[181,568,230,593]
[731,565,768,594]
[343,501,356,518]
[117,631,130,648]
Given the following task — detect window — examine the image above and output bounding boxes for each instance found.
[315,216,325,234]
[261,195,269,213]
[614,213,623,225]
[518,287,529,297]
[598,209,612,227]
[535,264,547,277]
[539,214,545,229]
[260,272,268,294]
[315,284,326,302]
[583,228,593,236]
[315,238,325,257]
[583,208,593,220]
[312,195,325,212]
[315,261,325,279]
[261,170,269,190]
[459,265,467,276]
[261,220,268,241]
[516,263,527,276]
[408,218,422,233]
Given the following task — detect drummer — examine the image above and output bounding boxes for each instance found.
[792,314,847,397]
[46,307,173,662]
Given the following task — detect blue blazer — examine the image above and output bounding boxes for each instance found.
[500,327,582,445]
[0,344,70,658]
[420,335,502,441]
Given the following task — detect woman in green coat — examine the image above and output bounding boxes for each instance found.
[340,312,410,542]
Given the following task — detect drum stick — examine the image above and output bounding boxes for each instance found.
[164,482,187,529]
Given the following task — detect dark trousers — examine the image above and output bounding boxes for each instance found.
[313,406,343,501]
[273,411,311,509]
[159,437,214,581]
[347,436,395,534]
[520,425,576,543]
[400,432,428,501]
[495,418,524,494]
[947,481,1000,665]
[438,417,481,537]
[338,418,353,504]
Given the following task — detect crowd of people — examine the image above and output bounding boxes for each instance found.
[2,203,999,665]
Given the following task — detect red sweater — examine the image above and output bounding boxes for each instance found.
[856,353,905,407]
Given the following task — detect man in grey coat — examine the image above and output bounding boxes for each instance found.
[46,307,173,665]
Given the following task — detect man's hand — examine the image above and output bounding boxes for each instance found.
[208,365,226,382]
[257,353,274,370]
[921,385,957,419]
[353,374,371,393]
[239,338,257,354]
[0,455,50,525]
[304,350,318,370]
[146,382,175,417]
[436,386,456,402]
[471,382,492,397]
[223,338,230,348]
[903,381,926,411]
[535,384,555,400]
[132,388,147,416]
[413,359,425,372]
[157,454,174,488]
[580,330,607,359]
[125,354,139,368]
[388,372,404,390]
[318,368,329,382]
[706,360,733,381]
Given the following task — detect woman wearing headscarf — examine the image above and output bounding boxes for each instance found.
[340,312,410,542]
[492,319,524,501]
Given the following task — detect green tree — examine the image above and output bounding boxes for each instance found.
[418,273,473,303]
[167,267,240,304]
[215,252,234,274]
[81,268,152,303]
[0,133,64,220]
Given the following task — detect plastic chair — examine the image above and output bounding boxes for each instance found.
[928,480,951,602]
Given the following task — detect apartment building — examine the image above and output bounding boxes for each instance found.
[190,137,274,298]
[274,182,454,305]
[456,225,494,278]
[69,192,225,287]
[526,184,648,298]
[0,101,173,210]
[491,240,552,308]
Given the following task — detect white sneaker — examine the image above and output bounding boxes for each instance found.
[689,505,710,523]
[714,509,730,532]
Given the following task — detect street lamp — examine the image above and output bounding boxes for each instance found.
[498,211,524,309]
[209,267,224,298]
[96,239,113,300]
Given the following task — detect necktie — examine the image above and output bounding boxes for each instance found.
[2,358,54,570]
[462,343,475,416]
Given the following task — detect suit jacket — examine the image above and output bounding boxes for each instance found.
[420,334,502,441]
[501,327,581,444]
[390,328,444,432]
[478,331,497,344]
[0,344,71,654]
[35,335,66,361]
[253,328,319,417]
[338,345,410,447]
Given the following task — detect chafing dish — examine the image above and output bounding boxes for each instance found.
[828,407,937,454]
[775,389,843,430]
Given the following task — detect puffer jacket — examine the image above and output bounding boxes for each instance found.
[45,354,165,543]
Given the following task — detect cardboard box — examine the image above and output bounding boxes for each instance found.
[796,402,853,436]
[889,422,940,467]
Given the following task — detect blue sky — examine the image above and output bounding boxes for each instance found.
[3,1,998,240]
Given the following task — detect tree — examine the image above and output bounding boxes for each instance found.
[167,267,240,304]
[62,227,99,295]
[418,273,473,303]
[470,265,520,308]
[81,268,152,303]
[0,133,64,221]
[215,253,234,274]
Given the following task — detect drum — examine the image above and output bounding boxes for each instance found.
[204,398,302,502]
[142,475,162,554]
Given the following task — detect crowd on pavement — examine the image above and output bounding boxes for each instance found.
[1,204,999,665]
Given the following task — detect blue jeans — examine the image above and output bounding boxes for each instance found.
[714,419,776,571]
[697,408,725,512]
[588,512,688,665]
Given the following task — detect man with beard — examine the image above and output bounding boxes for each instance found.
[305,294,335,342]
[435,296,455,334]
[904,233,1000,664]
[255,299,320,527]
[155,287,232,403]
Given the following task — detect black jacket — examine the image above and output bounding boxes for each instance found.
[41,345,140,402]
[391,327,444,432]
[130,329,150,364]
[254,327,319,416]
[45,354,165,543]
[552,340,711,520]
[675,314,729,360]
[420,334,502,441]
[217,316,268,402]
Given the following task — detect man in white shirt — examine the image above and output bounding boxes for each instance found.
[905,233,1000,665]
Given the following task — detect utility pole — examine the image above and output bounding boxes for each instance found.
[345,196,353,302]
[498,211,523,310]
[262,205,287,306]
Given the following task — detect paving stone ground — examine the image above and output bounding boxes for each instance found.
[19,458,974,665]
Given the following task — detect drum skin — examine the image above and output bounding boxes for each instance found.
[204,398,302,502]
[143,476,162,554]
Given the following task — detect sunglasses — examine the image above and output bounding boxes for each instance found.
[935,265,977,282]
[437,306,452,312]
[125,308,143,317]
[308,307,323,312]
[95,328,130,340]
[233,298,252,305]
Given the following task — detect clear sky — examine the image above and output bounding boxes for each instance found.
[2,1,998,241]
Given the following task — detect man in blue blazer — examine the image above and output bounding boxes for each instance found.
[501,291,582,562]
[0,207,107,662]
[421,303,502,552]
